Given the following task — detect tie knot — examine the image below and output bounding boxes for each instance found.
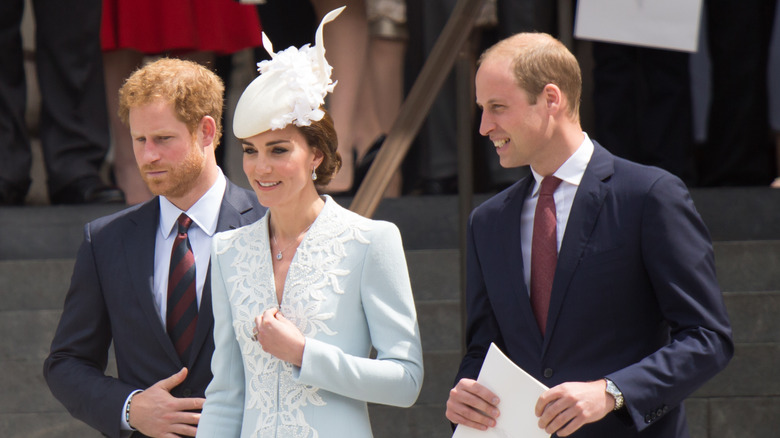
[177,214,193,234]
[539,176,562,196]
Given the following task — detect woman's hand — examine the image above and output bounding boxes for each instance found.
[254,308,305,366]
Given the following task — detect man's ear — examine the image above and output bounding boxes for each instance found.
[543,83,563,116]
[198,116,217,147]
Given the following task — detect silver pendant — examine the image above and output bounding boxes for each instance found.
[276,252,283,261]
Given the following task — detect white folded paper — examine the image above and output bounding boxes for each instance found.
[452,343,550,438]
[574,0,703,52]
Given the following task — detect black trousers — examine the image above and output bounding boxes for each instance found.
[592,42,694,185]
[698,0,777,186]
[0,0,109,196]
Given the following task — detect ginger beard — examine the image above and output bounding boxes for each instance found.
[139,134,207,200]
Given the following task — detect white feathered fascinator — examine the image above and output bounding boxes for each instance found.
[233,6,344,138]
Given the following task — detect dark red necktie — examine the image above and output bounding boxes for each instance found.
[530,176,562,335]
[167,213,198,362]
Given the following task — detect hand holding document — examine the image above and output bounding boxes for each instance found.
[452,343,550,438]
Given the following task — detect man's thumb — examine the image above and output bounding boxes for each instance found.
[158,367,188,392]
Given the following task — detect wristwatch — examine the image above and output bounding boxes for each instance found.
[605,378,624,411]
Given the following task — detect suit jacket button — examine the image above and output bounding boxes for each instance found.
[182,388,192,397]
[543,368,553,378]
[645,414,652,423]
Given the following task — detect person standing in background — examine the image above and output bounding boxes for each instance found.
[101,0,263,204]
[0,0,123,205]
[697,0,777,186]
[591,42,695,185]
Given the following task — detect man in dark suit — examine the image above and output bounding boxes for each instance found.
[44,58,264,437]
[445,33,733,437]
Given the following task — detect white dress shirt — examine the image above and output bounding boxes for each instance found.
[152,170,227,324]
[521,133,594,293]
[121,169,226,434]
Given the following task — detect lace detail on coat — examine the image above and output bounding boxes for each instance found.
[214,202,371,437]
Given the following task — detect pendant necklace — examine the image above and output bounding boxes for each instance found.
[272,223,313,261]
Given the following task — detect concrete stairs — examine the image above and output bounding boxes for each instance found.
[1,189,778,437]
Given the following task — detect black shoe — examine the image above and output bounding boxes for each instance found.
[0,179,27,206]
[50,176,125,205]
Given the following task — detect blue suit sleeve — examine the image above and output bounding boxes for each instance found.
[607,174,734,431]
[43,223,138,438]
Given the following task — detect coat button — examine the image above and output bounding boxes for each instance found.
[656,408,664,417]
[182,388,192,397]
[543,368,553,378]
[645,414,652,423]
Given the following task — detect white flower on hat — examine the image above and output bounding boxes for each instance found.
[233,6,344,139]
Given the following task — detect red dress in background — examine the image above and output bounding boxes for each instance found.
[101,0,262,54]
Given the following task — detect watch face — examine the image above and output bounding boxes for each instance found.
[606,380,623,409]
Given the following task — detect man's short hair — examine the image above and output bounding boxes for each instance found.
[118,58,225,148]
[479,32,582,120]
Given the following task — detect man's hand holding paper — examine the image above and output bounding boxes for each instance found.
[535,380,615,436]
[449,344,549,438]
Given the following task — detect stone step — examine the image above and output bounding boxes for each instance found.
[685,396,780,438]
[9,293,775,407]
[0,250,461,309]
[0,413,100,438]
[0,205,121,261]
[714,240,780,293]
[3,240,776,307]
[3,239,778,437]
[2,187,779,260]
[0,259,74,311]
[0,248,462,438]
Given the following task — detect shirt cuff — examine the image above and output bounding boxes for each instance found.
[120,390,143,432]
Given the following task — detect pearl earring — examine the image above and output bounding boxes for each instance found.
[311,168,318,181]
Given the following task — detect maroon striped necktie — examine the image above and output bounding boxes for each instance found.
[530,176,562,335]
[167,213,198,362]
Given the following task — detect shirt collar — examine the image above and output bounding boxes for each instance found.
[530,133,594,195]
[159,168,227,238]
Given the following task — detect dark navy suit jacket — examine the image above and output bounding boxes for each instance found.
[44,180,264,438]
[455,143,733,437]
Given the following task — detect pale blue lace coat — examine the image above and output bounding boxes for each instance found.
[197,197,423,438]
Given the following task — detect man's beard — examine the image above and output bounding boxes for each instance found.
[140,144,206,199]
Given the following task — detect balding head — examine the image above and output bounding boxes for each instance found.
[478,33,582,121]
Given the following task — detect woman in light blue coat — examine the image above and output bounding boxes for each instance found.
[197,7,423,438]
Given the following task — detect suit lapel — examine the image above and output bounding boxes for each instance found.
[123,200,183,366]
[216,181,259,232]
[497,177,544,343]
[543,144,614,352]
[187,181,261,366]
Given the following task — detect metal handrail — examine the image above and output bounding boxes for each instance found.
[348,0,488,218]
